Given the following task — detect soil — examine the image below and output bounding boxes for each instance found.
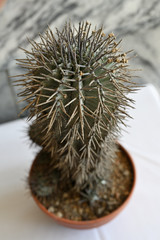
[29,146,134,221]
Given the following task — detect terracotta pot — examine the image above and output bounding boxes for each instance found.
[30,143,136,229]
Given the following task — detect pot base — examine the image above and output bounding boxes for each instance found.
[29,144,136,229]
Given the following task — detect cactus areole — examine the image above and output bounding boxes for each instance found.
[15,21,138,225]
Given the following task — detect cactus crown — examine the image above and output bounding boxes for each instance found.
[16,21,136,187]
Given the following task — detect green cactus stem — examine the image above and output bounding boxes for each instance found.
[15,21,137,188]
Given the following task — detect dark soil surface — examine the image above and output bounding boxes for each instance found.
[29,147,134,221]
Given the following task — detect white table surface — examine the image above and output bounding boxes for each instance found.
[0,84,160,240]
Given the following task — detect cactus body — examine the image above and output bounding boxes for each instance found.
[16,22,136,187]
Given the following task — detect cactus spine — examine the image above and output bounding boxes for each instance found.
[16,21,136,189]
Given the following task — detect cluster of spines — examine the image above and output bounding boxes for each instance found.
[15,21,137,186]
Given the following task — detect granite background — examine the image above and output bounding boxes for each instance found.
[0,0,160,123]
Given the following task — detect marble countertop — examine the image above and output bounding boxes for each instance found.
[0,0,160,122]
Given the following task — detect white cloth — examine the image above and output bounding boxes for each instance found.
[0,84,160,240]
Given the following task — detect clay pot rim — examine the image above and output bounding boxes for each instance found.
[30,143,136,227]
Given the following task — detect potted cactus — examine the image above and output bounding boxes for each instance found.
[15,21,138,229]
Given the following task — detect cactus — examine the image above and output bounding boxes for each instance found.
[16,21,137,191]
[28,150,59,197]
